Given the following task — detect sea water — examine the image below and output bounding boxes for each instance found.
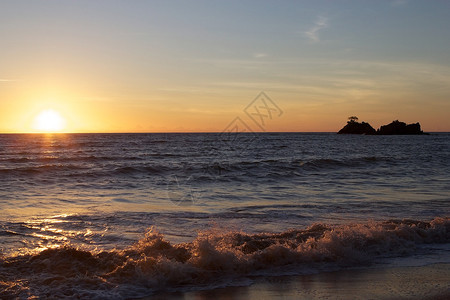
[0,133,449,298]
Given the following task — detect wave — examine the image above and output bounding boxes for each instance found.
[294,156,394,170]
[0,157,32,163]
[0,163,172,177]
[0,217,448,299]
[0,164,89,175]
[0,154,395,182]
[188,156,394,181]
[113,165,173,175]
[0,155,143,164]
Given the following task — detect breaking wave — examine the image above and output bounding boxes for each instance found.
[1,217,448,299]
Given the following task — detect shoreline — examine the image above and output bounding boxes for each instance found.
[148,263,450,300]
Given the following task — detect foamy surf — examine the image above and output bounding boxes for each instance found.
[1,217,448,299]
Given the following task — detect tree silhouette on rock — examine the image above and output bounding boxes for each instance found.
[338,117,376,134]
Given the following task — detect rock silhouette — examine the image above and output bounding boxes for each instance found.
[338,120,376,135]
[338,118,426,135]
[377,120,424,135]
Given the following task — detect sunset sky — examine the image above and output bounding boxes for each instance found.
[1,0,449,133]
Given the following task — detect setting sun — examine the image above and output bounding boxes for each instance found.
[33,109,66,132]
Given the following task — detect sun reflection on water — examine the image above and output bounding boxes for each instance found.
[14,214,101,256]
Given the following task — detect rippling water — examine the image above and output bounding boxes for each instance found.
[0,133,449,298]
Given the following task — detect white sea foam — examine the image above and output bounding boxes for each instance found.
[0,217,448,299]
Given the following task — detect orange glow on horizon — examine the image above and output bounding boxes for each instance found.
[0,89,448,133]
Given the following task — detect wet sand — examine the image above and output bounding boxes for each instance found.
[149,263,450,300]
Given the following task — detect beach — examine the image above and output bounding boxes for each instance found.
[152,264,450,300]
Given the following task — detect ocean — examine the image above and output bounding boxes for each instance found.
[0,132,449,299]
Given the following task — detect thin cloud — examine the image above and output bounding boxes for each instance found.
[304,16,328,43]
[253,53,268,59]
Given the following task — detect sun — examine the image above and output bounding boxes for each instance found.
[33,109,66,132]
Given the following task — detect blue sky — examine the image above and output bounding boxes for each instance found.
[1,0,449,132]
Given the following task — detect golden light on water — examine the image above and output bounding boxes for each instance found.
[33,109,66,133]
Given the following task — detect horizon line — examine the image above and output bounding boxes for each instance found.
[0,131,449,135]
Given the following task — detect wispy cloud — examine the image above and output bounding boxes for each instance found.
[304,16,328,43]
[0,79,16,83]
[253,53,268,59]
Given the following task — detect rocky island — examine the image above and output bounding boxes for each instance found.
[338,116,426,135]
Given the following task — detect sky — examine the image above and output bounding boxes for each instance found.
[1,0,449,133]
